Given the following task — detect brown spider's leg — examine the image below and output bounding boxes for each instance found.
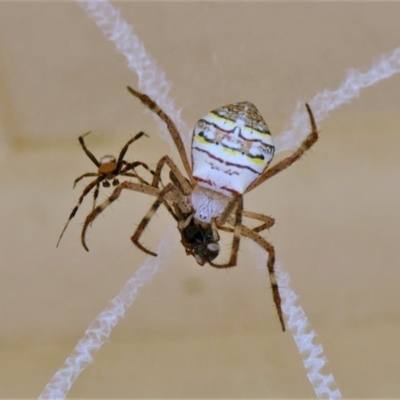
[120,160,156,185]
[121,160,155,177]
[242,211,275,234]
[79,132,100,167]
[131,183,186,256]
[116,131,148,174]
[73,173,99,188]
[246,103,318,193]
[151,155,192,195]
[81,181,160,251]
[88,182,101,228]
[209,196,243,269]
[91,182,100,211]
[57,176,104,247]
[127,86,195,185]
[120,172,151,186]
[119,166,148,185]
[239,224,285,332]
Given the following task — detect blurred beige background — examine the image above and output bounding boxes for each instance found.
[1,1,400,398]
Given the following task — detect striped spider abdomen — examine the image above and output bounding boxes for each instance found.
[191,101,275,196]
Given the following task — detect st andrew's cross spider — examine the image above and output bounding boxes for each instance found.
[57,131,155,247]
[81,87,319,331]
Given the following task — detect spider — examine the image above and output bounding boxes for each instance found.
[56,131,155,247]
[80,86,319,331]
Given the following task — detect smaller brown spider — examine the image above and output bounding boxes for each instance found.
[56,131,154,247]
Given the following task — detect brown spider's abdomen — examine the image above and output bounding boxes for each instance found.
[98,162,117,174]
[98,155,117,174]
[191,101,275,196]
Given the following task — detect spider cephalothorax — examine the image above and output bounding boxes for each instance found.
[79,86,319,332]
[56,131,154,247]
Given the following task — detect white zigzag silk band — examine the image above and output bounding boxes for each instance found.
[192,101,275,196]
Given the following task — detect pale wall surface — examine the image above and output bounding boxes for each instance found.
[1,2,400,398]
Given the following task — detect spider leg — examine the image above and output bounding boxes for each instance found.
[92,182,100,212]
[127,86,195,185]
[79,132,100,167]
[218,210,275,234]
[242,210,275,234]
[210,219,220,241]
[151,155,192,195]
[131,183,190,256]
[121,160,155,177]
[216,225,235,233]
[169,170,191,193]
[88,182,102,228]
[57,176,104,247]
[120,172,151,186]
[73,173,99,188]
[162,199,180,222]
[246,103,318,193]
[119,164,147,185]
[209,196,243,268]
[81,181,160,251]
[120,160,156,186]
[116,131,148,174]
[217,195,240,226]
[238,222,285,332]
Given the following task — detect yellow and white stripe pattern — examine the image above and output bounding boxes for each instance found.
[191,101,275,196]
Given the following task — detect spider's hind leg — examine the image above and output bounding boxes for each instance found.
[240,224,285,332]
[209,196,243,269]
[246,103,318,193]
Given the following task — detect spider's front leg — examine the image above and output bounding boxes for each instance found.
[127,86,194,184]
[81,181,160,251]
[131,183,191,256]
[209,196,243,269]
[78,131,101,167]
[151,155,192,195]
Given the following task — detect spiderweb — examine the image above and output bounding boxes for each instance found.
[39,1,400,399]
